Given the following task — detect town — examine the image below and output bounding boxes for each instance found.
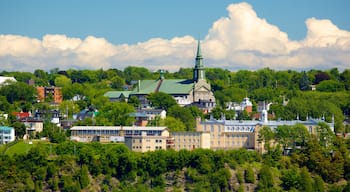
[1,41,349,191]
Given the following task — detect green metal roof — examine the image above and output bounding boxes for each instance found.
[104,91,131,98]
[0,126,13,131]
[132,79,194,95]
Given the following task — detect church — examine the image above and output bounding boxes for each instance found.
[129,40,216,112]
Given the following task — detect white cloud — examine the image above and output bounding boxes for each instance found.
[0,2,349,72]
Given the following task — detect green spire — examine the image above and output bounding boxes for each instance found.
[196,40,203,61]
[193,40,205,81]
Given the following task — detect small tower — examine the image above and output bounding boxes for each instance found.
[193,40,205,82]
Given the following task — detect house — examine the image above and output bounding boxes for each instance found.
[0,126,15,144]
[20,117,44,133]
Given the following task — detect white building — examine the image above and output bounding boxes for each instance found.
[0,126,15,144]
[0,76,16,86]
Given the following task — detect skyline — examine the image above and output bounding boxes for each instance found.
[0,1,350,72]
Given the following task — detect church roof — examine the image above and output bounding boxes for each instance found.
[104,91,131,98]
[133,79,194,95]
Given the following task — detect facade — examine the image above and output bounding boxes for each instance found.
[70,126,171,152]
[20,118,44,133]
[37,86,63,104]
[124,130,171,152]
[195,110,334,151]
[128,41,216,112]
[0,126,15,144]
[171,131,210,151]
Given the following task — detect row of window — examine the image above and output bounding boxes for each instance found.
[0,136,11,139]
[72,130,163,136]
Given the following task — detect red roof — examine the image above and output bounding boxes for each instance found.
[12,112,30,119]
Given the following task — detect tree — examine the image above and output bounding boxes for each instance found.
[257,165,274,190]
[79,165,89,189]
[0,81,36,103]
[59,100,80,119]
[317,122,335,151]
[127,96,140,108]
[110,76,125,90]
[313,175,324,192]
[168,105,196,131]
[317,80,345,92]
[11,121,26,139]
[299,71,311,91]
[163,116,186,132]
[281,166,300,190]
[258,126,275,151]
[96,102,135,126]
[245,166,255,183]
[147,92,177,110]
[54,75,72,87]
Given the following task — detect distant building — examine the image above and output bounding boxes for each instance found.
[0,126,15,144]
[104,91,131,102]
[171,131,210,151]
[129,41,216,112]
[20,118,44,133]
[36,86,63,104]
[194,109,334,152]
[0,76,16,86]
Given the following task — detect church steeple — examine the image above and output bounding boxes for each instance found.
[193,40,205,82]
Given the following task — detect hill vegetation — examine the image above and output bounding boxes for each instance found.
[1,67,350,191]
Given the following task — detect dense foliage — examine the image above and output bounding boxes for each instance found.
[1,67,350,191]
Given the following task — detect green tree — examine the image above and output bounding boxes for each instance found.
[245,166,255,183]
[79,165,89,189]
[110,75,125,90]
[299,167,313,192]
[300,71,311,91]
[317,80,345,92]
[11,121,26,139]
[0,81,36,103]
[313,175,325,192]
[168,105,196,131]
[147,92,177,110]
[281,166,300,190]
[258,126,275,150]
[127,96,140,108]
[96,102,135,126]
[163,116,186,132]
[257,165,274,191]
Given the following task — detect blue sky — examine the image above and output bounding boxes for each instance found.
[0,1,350,72]
[1,0,349,44]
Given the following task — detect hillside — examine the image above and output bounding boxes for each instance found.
[1,140,350,191]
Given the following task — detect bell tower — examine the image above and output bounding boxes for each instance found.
[193,40,205,82]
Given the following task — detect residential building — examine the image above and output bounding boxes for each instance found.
[20,118,44,133]
[36,86,63,104]
[0,126,15,144]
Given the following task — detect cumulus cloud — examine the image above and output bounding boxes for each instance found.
[0,2,349,72]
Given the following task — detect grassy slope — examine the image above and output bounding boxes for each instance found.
[5,140,35,156]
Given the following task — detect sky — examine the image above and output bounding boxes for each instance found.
[0,0,350,72]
